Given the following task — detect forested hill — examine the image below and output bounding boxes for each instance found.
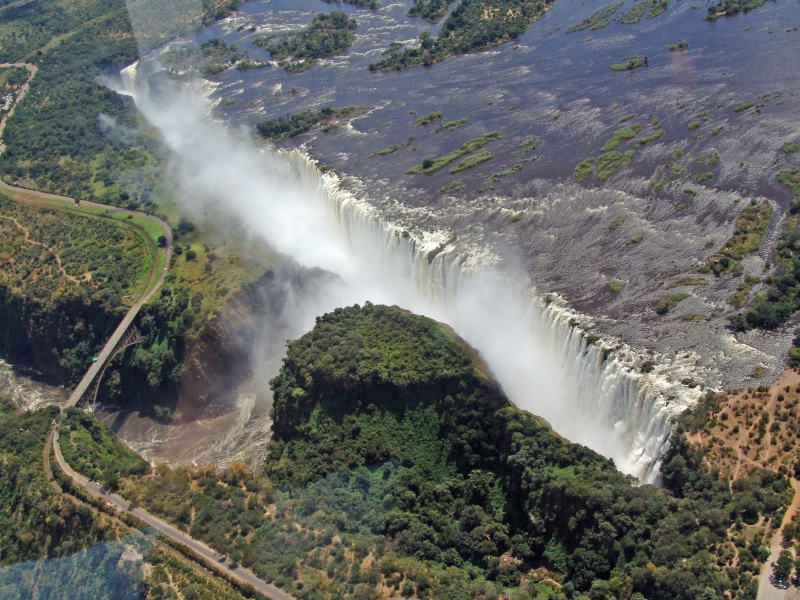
[263,303,785,599]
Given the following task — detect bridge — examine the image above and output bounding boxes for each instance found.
[66,306,147,409]
[0,178,172,410]
[61,203,172,409]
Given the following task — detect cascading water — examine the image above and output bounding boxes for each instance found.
[116,61,699,483]
[286,151,700,482]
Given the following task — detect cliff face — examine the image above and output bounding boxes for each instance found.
[0,284,123,384]
[173,262,338,418]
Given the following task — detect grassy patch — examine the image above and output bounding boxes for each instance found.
[727,275,760,309]
[450,151,494,174]
[704,0,768,21]
[666,39,689,50]
[433,118,469,132]
[366,145,398,158]
[654,293,689,314]
[416,111,442,126]
[440,179,466,193]
[610,56,647,71]
[509,212,523,224]
[630,234,643,243]
[683,313,706,321]
[688,120,701,130]
[566,2,623,32]
[712,125,724,135]
[519,135,541,151]
[716,201,773,260]
[618,0,669,24]
[574,157,596,183]
[486,164,522,183]
[407,0,457,21]
[695,152,720,164]
[608,280,625,293]
[407,132,503,174]
[597,150,634,182]
[601,124,643,152]
[783,142,800,153]
[635,129,665,145]
[735,100,755,113]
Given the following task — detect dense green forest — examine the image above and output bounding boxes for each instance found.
[72,304,786,599]
[370,0,554,70]
[254,11,357,73]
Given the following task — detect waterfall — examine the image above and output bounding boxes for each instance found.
[285,151,700,483]
[114,63,700,483]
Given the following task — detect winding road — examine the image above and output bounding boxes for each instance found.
[1,60,293,600]
[52,428,294,600]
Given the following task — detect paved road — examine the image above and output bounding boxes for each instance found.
[758,479,800,600]
[52,428,294,600]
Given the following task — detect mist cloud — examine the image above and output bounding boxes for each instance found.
[110,63,668,481]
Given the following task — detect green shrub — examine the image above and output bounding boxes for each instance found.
[654,293,689,314]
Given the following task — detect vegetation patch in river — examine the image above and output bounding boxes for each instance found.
[666,39,689,51]
[698,200,772,282]
[433,118,469,132]
[256,105,370,140]
[728,170,800,330]
[601,124,644,151]
[322,0,379,8]
[704,0,768,20]
[254,11,357,73]
[654,292,689,314]
[369,0,555,71]
[782,142,800,153]
[416,111,442,126]
[610,55,648,71]
[566,2,624,32]
[449,150,494,173]
[407,0,458,22]
[618,0,669,24]
[406,131,503,174]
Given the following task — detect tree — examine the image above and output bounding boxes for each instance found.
[774,549,793,583]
